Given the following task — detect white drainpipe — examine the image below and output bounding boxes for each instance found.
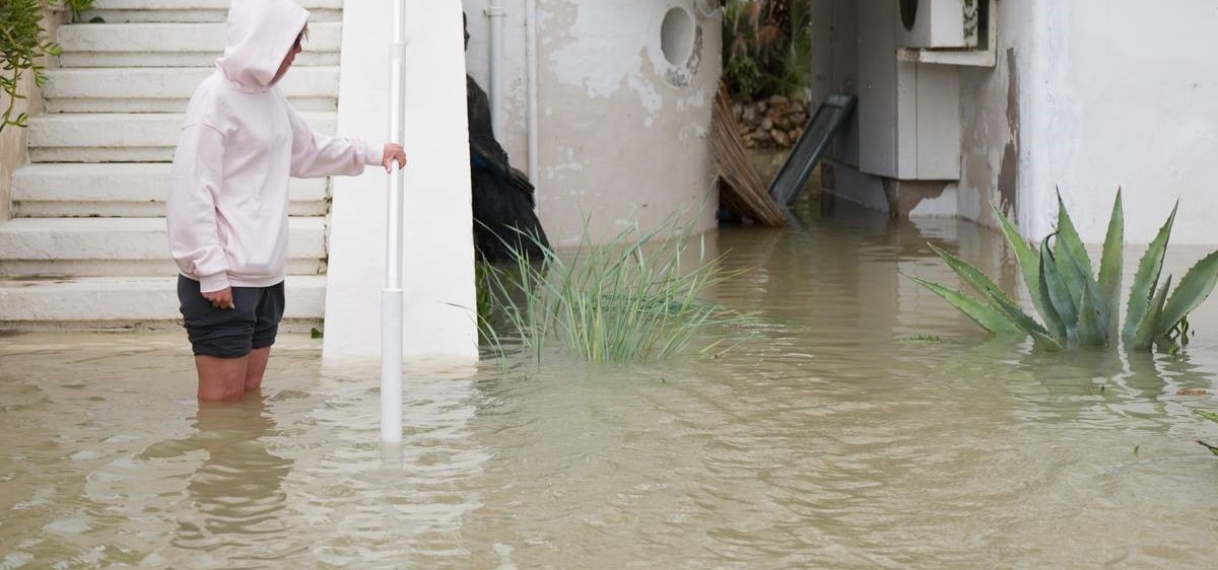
[525,0,540,189]
[486,0,506,139]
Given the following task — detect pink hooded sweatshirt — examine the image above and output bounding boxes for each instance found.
[167,0,381,293]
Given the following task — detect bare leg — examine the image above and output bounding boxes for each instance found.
[245,347,272,392]
[196,355,249,402]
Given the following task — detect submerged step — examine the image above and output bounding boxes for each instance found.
[0,275,327,326]
[57,22,340,68]
[43,67,339,113]
[0,217,328,278]
[10,163,328,218]
[26,112,336,163]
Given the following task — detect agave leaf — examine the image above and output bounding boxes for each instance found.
[1130,275,1172,351]
[1075,280,1106,347]
[928,243,1053,338]
[1156,249,1218,339]
[1040,239,1078,341]
[1123,202,1178,343]
[1098,191,1124,340]
[908,276,1023,335]
[1056,232,1110,339]
[991,202,1060,335]
[1054,191,1094,307]
[1198,410,1218,424]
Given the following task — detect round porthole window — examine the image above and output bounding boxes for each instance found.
[900,0,918,31]
[661,7,696,67]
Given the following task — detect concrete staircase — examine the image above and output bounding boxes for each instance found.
[0,0,343,330]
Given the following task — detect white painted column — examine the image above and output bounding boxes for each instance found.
[324,1,478,363]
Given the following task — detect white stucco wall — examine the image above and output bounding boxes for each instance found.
[1051,1,1218,246]
[959,0,1218,246]
[463,0,721,245]
[323,1,478,362]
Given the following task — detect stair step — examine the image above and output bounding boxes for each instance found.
[26,112,335,163]
[43,67,339,113]
[10,163,328,218]
[0,275,326,327]
[0,217,327,278]
[84,0,342,23]
[57,22,340,68]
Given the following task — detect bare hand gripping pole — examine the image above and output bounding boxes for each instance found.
[381,0,407,444]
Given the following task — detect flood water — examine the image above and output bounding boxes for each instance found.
[4,202,1218,568]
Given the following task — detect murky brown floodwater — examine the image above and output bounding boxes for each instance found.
[4,202,1218,569]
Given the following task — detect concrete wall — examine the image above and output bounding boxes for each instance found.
[462,0,721,245]
[0,8,60,222]
[1042,1,1218,246]
[818,0,1218,247]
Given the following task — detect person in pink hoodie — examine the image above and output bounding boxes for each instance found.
[167,0,405,402]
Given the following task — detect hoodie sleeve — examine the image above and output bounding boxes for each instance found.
[167,124,231,293]
[287,104,381,178]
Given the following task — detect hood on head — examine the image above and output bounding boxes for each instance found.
[217,0,309,91]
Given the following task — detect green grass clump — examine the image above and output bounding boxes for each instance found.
[478,220,745,363]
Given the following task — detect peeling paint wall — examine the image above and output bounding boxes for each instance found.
[463,0,721,245]
[959,0,1218,246]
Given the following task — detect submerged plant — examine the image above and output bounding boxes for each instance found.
[910,191,1218,352]
[478,218,745,363]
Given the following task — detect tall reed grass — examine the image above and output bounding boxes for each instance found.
[478,220,745,363]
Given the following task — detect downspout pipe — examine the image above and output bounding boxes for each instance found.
[525,0,540,189]
[486,0,506,139]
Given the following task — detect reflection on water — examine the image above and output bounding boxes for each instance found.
[3,204,1218,568]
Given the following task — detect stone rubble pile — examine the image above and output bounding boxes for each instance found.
[732,94,812,150]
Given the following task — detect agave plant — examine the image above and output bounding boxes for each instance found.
[911,191,1218,352]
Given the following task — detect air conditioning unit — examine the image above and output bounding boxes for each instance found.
[895,0,980,49]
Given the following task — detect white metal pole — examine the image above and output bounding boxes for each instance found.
[381,0,407,444]
[487,0,506,140]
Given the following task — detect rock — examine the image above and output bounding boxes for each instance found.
[760,118,774,131]
[772,130,790,147]
[769,94,789,107]
[741,105,759,125]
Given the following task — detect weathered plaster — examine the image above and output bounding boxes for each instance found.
[462,0,720,245]
[536,0,719,245]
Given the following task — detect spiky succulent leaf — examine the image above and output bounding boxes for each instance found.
[1054,191,1093,309]
[1040,239,1078,341]
[1098,191,1124,340]
[927,243,1054,340]
[1123,203,1178,343]
[1156,249,1218,339]
[1198,410,1218,424]
[1076,280,1106,347]
[908,276,1023,335]
[1130,275,1172,350]
[991,202,1056,332]
[1055,230,1110,340]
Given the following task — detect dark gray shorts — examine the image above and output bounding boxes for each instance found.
[178,275,286,358]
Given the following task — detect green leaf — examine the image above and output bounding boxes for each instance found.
[1198,410,1218,424]
[908,275,1023,335]
[1076,280,1106,347]
[1130,275,1171,350]
[1039,239,1078,341]
[1054,191,1093,302]
[1156,249,1218,339]
[1123,202,1177,343]
[991,202,1059,336]
[928,243,1053,340]
[1098,191,1124,340]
